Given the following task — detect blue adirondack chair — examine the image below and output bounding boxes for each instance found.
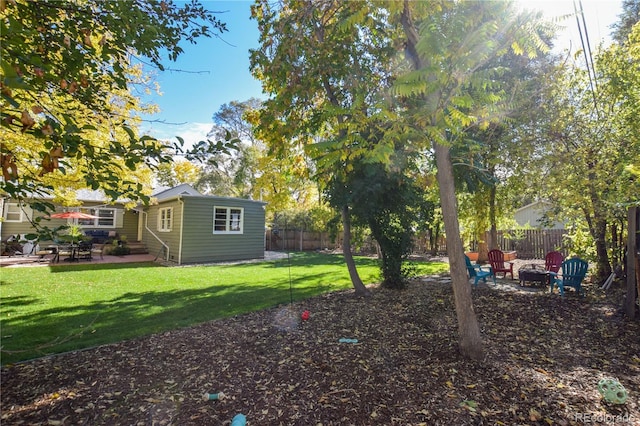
[464,255,495,287]
[549,258,588,296]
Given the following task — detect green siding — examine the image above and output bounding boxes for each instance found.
[1,200,133,245]
[165,196,265,264]
[141,200,183,263]
[181,197,265,263]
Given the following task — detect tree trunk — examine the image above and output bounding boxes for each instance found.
[401,0,483,360]
[488,184,498,250]
[624,207,638,318]
[341,205,371,297]
[434,142,484,360]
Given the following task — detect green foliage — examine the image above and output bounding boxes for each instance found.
[611,0,640,45]
[563,223,597,261]
[270,206,333,233]
[0,0,231,210]
[110,245,131,256]
[531,24,640,280]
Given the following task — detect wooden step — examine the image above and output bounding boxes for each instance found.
[126,241,148,254]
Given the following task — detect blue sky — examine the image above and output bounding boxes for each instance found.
[140,0,263,147]
[140,0,622,148]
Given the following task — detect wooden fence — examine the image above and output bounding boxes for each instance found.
[266,228,568,260]
[494,229,567,259]
[417,229,568,259]
[265,229,339,252]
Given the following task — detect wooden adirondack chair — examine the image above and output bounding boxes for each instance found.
[545,251,564,273]
[487,249,514,279]
[549,258,588,296]
[465,255,495,287]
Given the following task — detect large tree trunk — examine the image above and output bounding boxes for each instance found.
[401,0,483,360]
[434,142,484,360]
[341,205,371,297]
[624,207,638,318]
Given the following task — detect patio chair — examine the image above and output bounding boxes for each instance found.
[91,242,107,260]
[465,254,496,287]
[76,241,93,261]
[544,251,564,273]
[487,249,514,279]
[56,244,74,262]
[549,258,588,296]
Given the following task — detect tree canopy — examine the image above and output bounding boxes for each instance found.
[1,0,230,211]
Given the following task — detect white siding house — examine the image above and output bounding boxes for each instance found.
[514,201,565,229]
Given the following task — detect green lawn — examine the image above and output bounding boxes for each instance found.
[0,253,448,364]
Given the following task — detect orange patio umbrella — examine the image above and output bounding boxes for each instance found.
[47,211,99,220]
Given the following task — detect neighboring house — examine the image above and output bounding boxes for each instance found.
[1,184,267,264]
[514,201,565,230]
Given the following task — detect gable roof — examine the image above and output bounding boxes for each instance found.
[514,200,553,214]
[152,184,202,201]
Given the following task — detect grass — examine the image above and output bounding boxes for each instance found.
[0,252,448,364]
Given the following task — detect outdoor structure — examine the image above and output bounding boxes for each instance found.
[514,201,565,229]
[1,184,267,265]
[140,184,266,264]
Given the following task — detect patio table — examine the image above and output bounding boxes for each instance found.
[57,244,79,262]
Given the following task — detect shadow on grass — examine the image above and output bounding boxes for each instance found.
[46,262,161,273]
[0,271,340,364]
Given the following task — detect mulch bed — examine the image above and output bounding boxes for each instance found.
[1,276,639,425]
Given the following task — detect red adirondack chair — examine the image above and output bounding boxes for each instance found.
[487,249,514,279]
[545,251,564,273]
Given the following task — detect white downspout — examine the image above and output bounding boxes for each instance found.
[178,196,184,265]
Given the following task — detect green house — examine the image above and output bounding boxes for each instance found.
[142,184,267,264]
[1,184,266,264]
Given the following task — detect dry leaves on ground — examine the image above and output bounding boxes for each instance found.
[1,276,639,425]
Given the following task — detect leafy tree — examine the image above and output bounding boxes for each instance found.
[250,0,400,296]
[155,160,202,188]
[351,161,420,289]
[197,99,262,197]
[1,0,233,214]
[537,23,640,281]
[394,0,550,360]
[612,0,640,44]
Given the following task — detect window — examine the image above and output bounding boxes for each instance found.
[213,207,243,234]
[4,203,23,222]
[76,208,116,228]
[158,207,172,232]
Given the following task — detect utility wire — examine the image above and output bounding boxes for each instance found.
[573,0,601,119]
[579,0,598,92]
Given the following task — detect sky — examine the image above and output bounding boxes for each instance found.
[140,0,624,148]
[139,1,261,147]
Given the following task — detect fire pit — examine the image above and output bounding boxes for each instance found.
[518,264,550,287]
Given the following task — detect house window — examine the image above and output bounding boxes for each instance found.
[76,208,116,228]
[213,207,243,234]
[158,207,172,232]
[4,203,24,222]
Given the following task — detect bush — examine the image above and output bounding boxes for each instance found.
[110,245,130,256]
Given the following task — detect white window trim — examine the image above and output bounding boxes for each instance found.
[4,203,24,222]
[213,206,244,234]
[158,207,173,232]
[75,208,117,228]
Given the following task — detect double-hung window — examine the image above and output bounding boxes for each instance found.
[213,207,243,234]
[4,203,24,222]
[158,207,172,232]
[77,208,116,228]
